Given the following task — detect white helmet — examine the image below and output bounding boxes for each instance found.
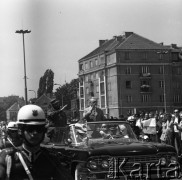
[17,105,46,125]
[7,121,18,130]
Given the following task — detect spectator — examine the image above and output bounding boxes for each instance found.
[173,109,181,156]
[160,113,174,146]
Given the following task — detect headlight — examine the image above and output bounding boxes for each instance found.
[160,157,167,165]
[88,160,97,169]
[170,156,177,164]
[101,160,109,169]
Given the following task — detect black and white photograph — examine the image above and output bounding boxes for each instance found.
[0,0,182,179]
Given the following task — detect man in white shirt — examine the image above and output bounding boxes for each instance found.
[173,109,181,156]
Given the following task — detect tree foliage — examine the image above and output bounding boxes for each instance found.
[37,69,54,98]
[54,78,79,110]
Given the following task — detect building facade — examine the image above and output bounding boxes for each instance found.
[78,32,182,118]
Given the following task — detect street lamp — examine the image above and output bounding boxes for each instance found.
[29,90,36,98]
[15,29,31,105]
[54,83,63,106]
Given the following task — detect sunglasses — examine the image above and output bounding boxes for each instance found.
[24,126,45,133]
[101,126,107,128]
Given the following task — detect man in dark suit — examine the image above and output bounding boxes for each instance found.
[83,97,105,122]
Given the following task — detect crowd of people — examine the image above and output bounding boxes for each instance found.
[124,109,182,157]
[1,95,182,179]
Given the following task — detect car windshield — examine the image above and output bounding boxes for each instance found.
[69,121,138,146]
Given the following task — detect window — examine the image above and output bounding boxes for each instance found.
[90,73,94,80]
[100,71,104,82]
[85,75,88,82]
[90,61,93,68]
[96,85,99,93]
[86,87,89,95]
[173,82,180,89]
[100,56,105,64]
[108,82,111,91]
[174,95,181,103]
[95,59,98,66]
[141,95,150,102]
[96,72,99,79]
[158,53,163,60]
[80,77,83,86]
[141,80,149,86]
[100,83,105,95]
[159,80,164,88]
[141,66,149,74]
[125,52,130,60]
[79,64,83,71]
[80,87,84,98]
[80,99,84,110]
[160,95,164,102]
[85,62,88,70]
[141,52,148,60]
[126,81,131,89]
[177,67,182,75]
[101,96,105,108]
[159,66,164,74]
[126,95,132,102]
[125,67,131,74]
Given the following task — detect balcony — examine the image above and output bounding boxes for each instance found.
[140,85,152,93]
[140,73,151,79]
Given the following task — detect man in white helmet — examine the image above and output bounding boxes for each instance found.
[83,97,105,122]
[0,121,22,150]
[0,104,73,180]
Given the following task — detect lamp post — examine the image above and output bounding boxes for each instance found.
[29,90,36,98]
[54,83,63,106]
[15,29,31,105]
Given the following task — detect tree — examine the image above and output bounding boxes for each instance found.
[54,78,79,110]
[37,69,54,98]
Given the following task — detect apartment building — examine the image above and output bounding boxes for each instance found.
[78,32,182,118]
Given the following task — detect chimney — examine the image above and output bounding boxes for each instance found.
[171,44,177,49]
[125,32,133,38]
[116,36,123,42]
[99,40,107,47]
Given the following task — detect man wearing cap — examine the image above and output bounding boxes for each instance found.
[83,97,105,122]
[47,99,67,140]
[0,104,73,180]
[0,121,22,150]
[47,99,67,127]
[127,115,140,139]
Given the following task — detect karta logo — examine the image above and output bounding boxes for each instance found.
[107,157,181,179]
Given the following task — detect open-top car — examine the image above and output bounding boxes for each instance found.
[42,120,180,180]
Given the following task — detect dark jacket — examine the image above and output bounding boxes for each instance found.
[83,107,105,122]
[0,146,73,180]
[47,108,67,127]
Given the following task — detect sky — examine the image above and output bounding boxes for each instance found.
[0,0,182,99]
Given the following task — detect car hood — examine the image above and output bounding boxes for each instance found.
[85,141,176,156]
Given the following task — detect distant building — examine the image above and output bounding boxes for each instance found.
[78,32,182,118]
[35,94,52,115]
[6,102,21,122]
